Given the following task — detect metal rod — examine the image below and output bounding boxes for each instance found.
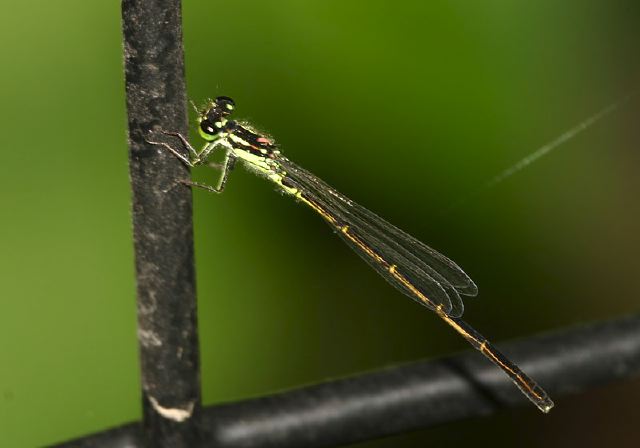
[53,314,640,448]
[121,0,201,446]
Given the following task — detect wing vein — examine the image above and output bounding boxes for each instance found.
[277,156,476,317]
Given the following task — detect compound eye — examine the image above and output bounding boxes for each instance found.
[215,96,236,115]
[200,119,218,136]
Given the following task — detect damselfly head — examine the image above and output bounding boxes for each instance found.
[214,96,235,115]
[198,96,235,120]
[197,96,237,140]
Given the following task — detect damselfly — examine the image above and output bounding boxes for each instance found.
[148,96,554,413]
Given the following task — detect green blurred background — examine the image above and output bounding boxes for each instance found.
[1,1,639,446]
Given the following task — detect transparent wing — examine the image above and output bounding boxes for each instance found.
[277,156,477,317]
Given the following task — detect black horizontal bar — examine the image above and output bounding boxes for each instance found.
[52,314,640,448]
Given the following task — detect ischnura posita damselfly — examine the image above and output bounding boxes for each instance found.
[148,96,554,413]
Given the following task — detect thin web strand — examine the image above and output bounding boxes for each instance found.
[445,90,638,215]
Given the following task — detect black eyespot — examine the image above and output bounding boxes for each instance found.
[215,96,236,115]
[224,120,238,132]
[200,119,218,135]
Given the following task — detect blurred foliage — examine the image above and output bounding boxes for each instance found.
[0,1,638,446]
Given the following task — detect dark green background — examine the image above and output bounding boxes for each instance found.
[1,1,639,446]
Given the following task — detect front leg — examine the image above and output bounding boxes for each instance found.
[160,131,199,159]
[145,137,195,167]
[147,129,221,167]
[146,129,197,167]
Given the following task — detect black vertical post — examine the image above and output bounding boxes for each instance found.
[121,1,201,446]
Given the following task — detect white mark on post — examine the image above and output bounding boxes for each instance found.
[148,396,195,422]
